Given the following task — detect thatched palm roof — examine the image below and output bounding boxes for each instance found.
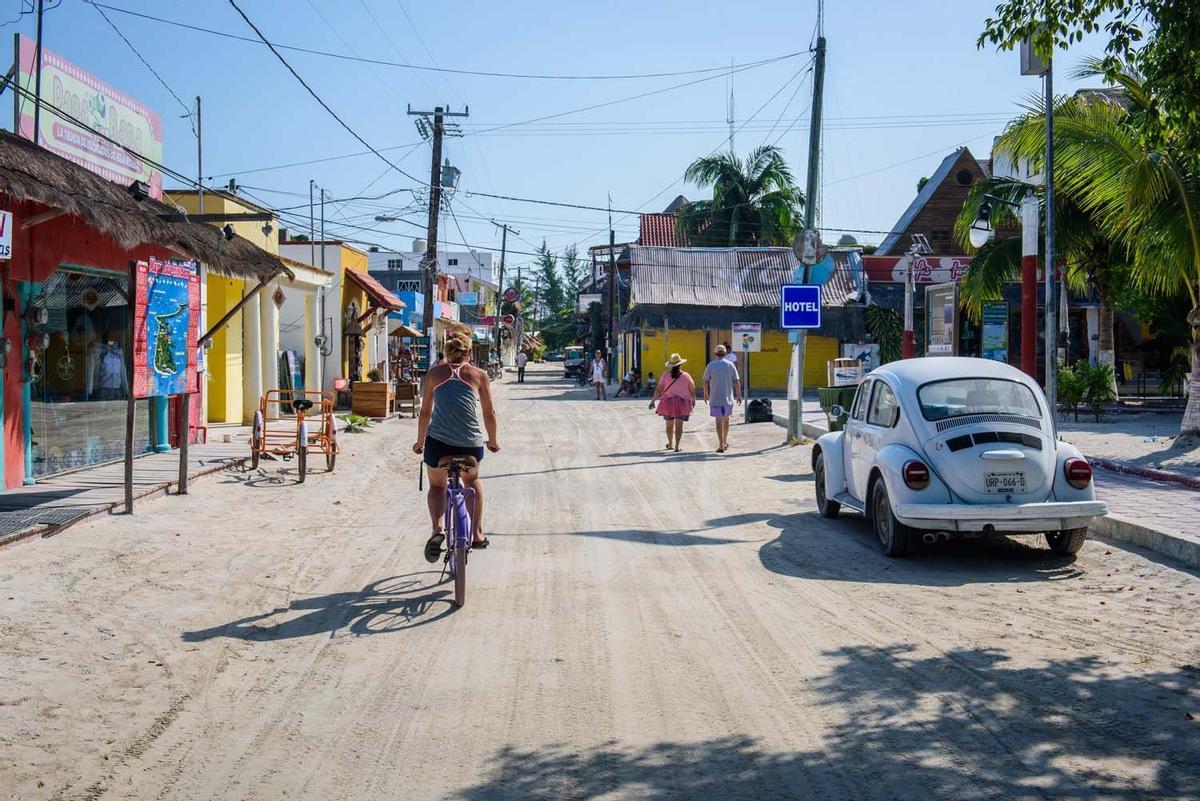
[0,131,291,282]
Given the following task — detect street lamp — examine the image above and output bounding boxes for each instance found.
[968,199,994,249]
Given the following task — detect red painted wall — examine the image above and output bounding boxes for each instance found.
[2,195,193,488]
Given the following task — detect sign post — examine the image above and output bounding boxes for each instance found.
[780,284,823,437]
[731,322,761,422]
[924,281,959,357]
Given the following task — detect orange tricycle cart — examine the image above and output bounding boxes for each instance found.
[250,390,339,482]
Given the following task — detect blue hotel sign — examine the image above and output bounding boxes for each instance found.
[780,284,822,329]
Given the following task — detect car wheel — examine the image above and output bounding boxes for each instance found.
[814,452,841,518]
[1046,527,1087,555]
[870,478,911,558]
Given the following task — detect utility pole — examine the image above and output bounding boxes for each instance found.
[309,180,317,267]
[608,228,618,383]
[195,97,203,215]
[788,32,826,445]
[32,0,44,144]
[1043,56,1057,420]
[408,105,470,344]
[493,222,514,364]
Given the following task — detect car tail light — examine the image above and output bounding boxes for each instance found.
[903,460,930,490]
[1063,458,1093,489]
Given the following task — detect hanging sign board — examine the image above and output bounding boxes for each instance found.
[457,291,478,306]
[732,322,761,353]
[133,258,200,398]
[981,301,1009,362]
[0,210,11,259]
[925,281,959,356]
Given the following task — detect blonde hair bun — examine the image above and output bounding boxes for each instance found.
[444,322,473,362]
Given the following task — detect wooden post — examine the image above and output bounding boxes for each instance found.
[124,260,138,514]
[177,391,190,494]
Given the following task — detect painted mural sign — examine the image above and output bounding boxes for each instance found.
[133,258,200,398]
[863,255,972,284]
[0,210,11,259]
[15,34,164,199]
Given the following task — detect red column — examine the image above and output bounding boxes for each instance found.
[1020,195,1039,378]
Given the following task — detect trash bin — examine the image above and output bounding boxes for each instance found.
[817,385,857,432]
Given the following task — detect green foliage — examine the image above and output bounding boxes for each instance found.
[1057,363,1087,421]
[1160,347,1191,398]
[1084,363,1117,422]
[588,301,605,353]
[979,1,1200,171]
[337,413,372,433]
[561,244,586,299]
[864,305,903,364]
[677,145,804,247]
[366,368,382,382]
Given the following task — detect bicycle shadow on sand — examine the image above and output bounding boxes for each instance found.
[181,572,457,641]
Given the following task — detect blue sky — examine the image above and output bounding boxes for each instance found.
[6,0,1115,271]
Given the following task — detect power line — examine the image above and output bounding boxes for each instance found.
[90,1,192,118]
[88,2,810,81]
[226,0,426,187]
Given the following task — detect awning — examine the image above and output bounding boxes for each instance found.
[346,267,405,310]
[390,323,423,339]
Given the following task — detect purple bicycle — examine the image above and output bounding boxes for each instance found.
[439,457,476,608]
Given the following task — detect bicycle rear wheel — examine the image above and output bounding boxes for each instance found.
[453,544,467,607]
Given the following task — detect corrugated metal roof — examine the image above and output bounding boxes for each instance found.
[875,147,966,256]
[629,246,862,308]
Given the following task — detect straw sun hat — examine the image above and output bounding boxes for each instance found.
[665,353,687,368]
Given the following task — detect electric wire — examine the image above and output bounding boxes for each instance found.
[90,1,193,118]
[226,0,426,187]
[87,2,811,81]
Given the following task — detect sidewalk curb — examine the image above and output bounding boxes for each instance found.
[767,413,1200,571]
[1089,457,1200,490]
[1090,514,1200,571]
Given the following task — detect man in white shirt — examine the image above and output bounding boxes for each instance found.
[591,350,607,400]
[515,350,528,383]
[723,341,738,366]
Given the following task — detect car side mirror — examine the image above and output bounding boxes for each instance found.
[830,404,844,419]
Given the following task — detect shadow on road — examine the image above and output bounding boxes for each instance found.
[758,510,1087,586]
[452,645,1199,800]
[181,572,456,641]
[498,528,744,546]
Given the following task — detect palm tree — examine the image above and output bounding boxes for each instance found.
[676,145,804,247]
[954,173,1129,398]
[991,64,1200,434]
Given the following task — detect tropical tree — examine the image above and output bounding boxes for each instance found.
[953,169,1130,397]
[676,145,804,247]
[982,68,1200,433]
[561,243,586,299]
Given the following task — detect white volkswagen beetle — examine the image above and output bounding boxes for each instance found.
[812,357,1107,557]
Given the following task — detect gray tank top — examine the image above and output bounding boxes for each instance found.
[427,364,485,447]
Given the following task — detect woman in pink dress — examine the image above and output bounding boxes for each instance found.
[649,353,696,452]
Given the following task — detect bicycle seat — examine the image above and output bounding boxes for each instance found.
[292,398,315,411]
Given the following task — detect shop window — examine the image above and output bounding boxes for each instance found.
[28,267,151,478]
[448,258,458,266]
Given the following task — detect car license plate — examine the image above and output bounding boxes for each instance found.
[984,471,1025,494]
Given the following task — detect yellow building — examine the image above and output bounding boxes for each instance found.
[620,246,855,392]
[164,191,331,424]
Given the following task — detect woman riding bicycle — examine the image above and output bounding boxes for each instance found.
[413,324,500,562]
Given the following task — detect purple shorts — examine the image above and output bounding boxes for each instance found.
[710,404,733,418]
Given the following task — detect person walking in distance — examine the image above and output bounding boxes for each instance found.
[723,341,738,368]
[515,349,528,383]
[649,353,696,451]
[413,324,501,560]
[703,344,742,453]
[591,349,607,400]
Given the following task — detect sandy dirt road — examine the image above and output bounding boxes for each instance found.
[1,363,1198,801]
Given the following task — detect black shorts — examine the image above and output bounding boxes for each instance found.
[423,435,485,468]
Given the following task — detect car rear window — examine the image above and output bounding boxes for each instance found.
[917,378,1042,421]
